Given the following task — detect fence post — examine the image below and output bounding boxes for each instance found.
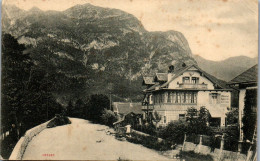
[195,135,203,154]
[199,135,202,145]
[237,140,242,153]
[220,135,224,150]
[182,133,186,151]
[219,135,225,160]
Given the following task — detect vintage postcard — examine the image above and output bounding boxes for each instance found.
[1,0,258,160]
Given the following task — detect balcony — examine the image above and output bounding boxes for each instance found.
[179,83,207,89]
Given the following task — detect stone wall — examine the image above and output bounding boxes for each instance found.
[9,119,53,160]
[183,141,246,161]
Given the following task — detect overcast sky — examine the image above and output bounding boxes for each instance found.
[3,0,258,61]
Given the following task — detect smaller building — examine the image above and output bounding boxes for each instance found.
[113,102,143,117]
[228,64,258,142]
[112,102,143,130]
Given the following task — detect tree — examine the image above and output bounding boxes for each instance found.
[198,106,211,125]
[100,109,117,127]
[242,89,257,142]
[1,34,63,136]
[226,108,238,125]
[186,107,212,135]
[86,94,110,123]
[66,100,74,117]
[74,99,85,118]
[159,120,188,144]
[1,33,33,138]
[152,111,161,130]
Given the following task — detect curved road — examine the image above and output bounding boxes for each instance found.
[22,118,169,160]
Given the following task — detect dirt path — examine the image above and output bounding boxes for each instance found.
[22,118,169,160]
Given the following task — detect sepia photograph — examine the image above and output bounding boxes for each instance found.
[0,0,258,160]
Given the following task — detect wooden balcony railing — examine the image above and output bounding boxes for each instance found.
[141,104,154,110]
[179,83,208,89]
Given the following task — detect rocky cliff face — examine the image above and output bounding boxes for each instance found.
[2,4,196,102]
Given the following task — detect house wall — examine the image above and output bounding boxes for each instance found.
[152,90,231,126]
[168,71,215,89]
[197,91,231,126]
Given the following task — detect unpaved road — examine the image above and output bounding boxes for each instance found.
[22,118,169,160]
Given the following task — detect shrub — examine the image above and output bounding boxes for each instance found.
[101,109,117,127]
[47,114,71,128]
[126,132,171,151]
[86,94,110,123]
[226,109,238,125]
[186,107,213,135]
[181,151,213,161]
[223,126,239,151]
[159,120,188,144]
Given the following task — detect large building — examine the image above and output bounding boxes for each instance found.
[142,64,232,127]
[228,64,258,142]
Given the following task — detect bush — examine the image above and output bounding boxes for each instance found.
[159,120,188,144]
[181,151,213,161]
[100,109,117,127]
[226,109,238,125]
[86,94,110,123]
[126,132,171,151]
[223,126,239,151]
[186,107,213,135]
[47,114,71,128]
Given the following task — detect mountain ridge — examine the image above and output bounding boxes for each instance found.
[2,4,196,102]
[193,55,258,81]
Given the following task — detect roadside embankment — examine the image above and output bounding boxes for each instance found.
[9,119,52,160]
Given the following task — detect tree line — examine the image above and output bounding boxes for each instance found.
[1,34,115,158]
[65,94,117,126]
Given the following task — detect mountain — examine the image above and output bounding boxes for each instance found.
[2,4,196,102]
[194,55,258,82]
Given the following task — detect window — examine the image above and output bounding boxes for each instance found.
[172,92,176,103]
[164,93,168,103]
[179,114,185,120]
[186,93,191,103]
[181,93,185,103]
[210,93,220,104]
[162,91,197,104]
[191,93,197,103]
[164,116,167,123]
[154,94,158,104]
[160,94,163,103]
[183,77,190,83]
[191,77,199,84]
[176,92,181,103]
[167,92,171,103]
[150,95,153,104]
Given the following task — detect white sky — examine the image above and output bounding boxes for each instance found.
[3,0,258,61]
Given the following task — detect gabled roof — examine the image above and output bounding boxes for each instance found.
[113,102,143,115]
[228,64,258,84]
[155,73,168,82]
[160,64,228,89]
[142,76,155,85]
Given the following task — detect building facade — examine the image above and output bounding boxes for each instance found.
[142,64,231,127]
